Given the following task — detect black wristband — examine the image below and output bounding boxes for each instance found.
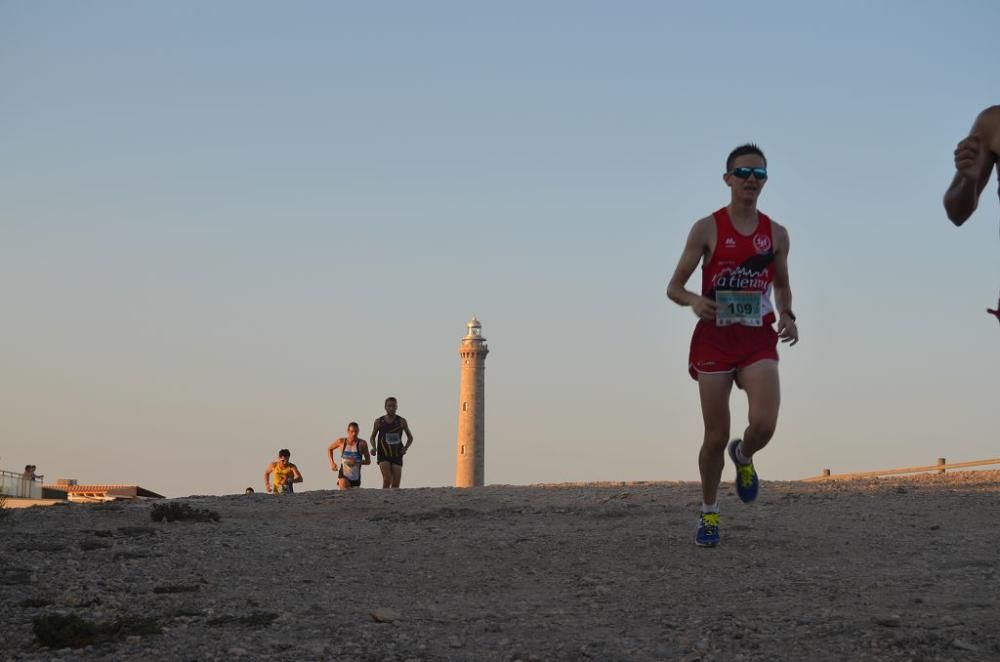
[781,310,796,322]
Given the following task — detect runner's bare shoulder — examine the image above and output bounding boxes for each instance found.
[973,105,1000,125]
[690,214,716,241]
[690,215,717,256]
[973,106,1000,148]
[770,220,790,253]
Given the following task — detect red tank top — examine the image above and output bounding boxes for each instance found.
[701,207,776,325]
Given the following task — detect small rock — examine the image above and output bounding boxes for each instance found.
[876,615,901,628]
[951,639,979,652]
[896,487,907,494]
[57,592,80,607]
[371,608,401,623]
[448,636,464,648]
[929,524,941,531]
[228,648,248,656]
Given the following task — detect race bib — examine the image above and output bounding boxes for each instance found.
[384,432,402,446]
[716,291,762,327]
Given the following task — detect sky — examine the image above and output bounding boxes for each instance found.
[2,1,998,498]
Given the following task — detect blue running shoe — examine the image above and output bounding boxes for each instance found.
[695,512,721,547]
[728,439,759,502]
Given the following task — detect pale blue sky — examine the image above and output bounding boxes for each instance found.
[2,2,998,497]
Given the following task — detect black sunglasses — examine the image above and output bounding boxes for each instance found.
[729,167,767,180]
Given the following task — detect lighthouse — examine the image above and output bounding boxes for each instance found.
[456,316,488,487]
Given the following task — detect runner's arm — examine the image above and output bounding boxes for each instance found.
[944,107,999,225]
[328,439,342,471]
[402,418,414,453]
[370,419,380,455]
[666,217,717,321]
[263,463,273,492]
[291,464,303,484]
[772,224,798,346]
[360,440,372,465]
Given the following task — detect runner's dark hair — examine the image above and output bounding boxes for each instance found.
[726,143,767,171]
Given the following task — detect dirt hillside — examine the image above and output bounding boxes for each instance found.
[2,472,998,661]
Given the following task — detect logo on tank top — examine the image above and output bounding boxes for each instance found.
[753,234,771,254]
[724,237,737,249]
[715,265,770,291]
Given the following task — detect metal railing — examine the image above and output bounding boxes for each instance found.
[0,470,44,499]
[802,457,1000,482]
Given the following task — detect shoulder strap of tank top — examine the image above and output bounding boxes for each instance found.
[713,206,731,233]
[757,210,772,236]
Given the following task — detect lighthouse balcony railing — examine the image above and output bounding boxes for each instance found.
[0,470,44,499]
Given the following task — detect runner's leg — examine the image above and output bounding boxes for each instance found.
[698,371,735,506]
[736,359,780,457]
[390,463,402,488]
[379,461,393,489]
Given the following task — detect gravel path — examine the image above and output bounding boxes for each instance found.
[2,472,999,661]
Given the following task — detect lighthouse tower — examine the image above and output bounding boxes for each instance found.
[456,316,488,487]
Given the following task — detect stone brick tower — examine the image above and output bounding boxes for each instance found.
[456,316,488,487]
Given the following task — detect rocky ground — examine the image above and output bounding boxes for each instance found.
[1,472,999,661]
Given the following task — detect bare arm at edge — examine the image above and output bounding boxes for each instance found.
[944,106,999,225]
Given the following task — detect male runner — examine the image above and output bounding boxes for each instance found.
[943,105,1000,323]
[666,143,799,547]
[328,422,371,489]
[370,397,414,489]
[264,449,303,495]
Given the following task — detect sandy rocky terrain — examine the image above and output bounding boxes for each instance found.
[1,471,999,662]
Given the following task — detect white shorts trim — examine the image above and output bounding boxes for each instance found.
[691,366,736,375]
